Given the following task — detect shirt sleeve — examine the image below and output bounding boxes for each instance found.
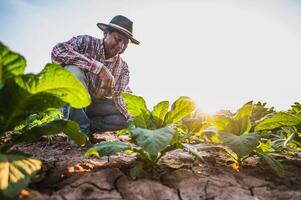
[113,64,132,119]
[51,35,104,74]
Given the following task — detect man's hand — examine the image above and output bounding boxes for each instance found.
[98,66,115,97]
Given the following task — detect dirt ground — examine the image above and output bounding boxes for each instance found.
[14,133,301,200]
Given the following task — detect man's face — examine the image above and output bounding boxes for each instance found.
[103,31,129,58]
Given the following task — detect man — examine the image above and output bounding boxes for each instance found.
[51,15,139,141]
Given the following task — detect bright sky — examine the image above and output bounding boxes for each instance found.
[1,0,301,114]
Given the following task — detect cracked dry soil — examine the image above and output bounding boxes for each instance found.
[15,133,301,200]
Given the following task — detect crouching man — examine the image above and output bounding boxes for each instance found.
[51,15,140,143]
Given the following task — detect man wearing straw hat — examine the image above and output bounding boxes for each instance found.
[51,15,139,142]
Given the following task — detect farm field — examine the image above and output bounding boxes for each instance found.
[1,42,301,200]
[15,133,301,200]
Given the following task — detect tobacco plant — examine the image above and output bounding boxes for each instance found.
[84,93,203,176]
[0,42,90,199]
[255,103,301,157]
[178,109,214,143]
[205,101,285,176]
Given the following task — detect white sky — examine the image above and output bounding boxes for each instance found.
[1,0,301,114]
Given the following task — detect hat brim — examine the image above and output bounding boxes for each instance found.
[97,23,140,45]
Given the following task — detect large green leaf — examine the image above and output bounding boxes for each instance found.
[0,64,90,132]
[234,103,253,121]
[250,102,274,124]
[122,93,150,116]
[222,116,251,136]
[238,116,252,134]
[122,93,151,128]
[15,108,63,132]
[257,140,273,153]
[182,117,204,134]
[163,96,196,126]
[0,151,42,199]
[152,101,169,128]
[259,153,284,177]
[132,109,155,129]
[289,102,301,114]
[14,120,87,146]
[182,143,204,161]
[84,140,132,157]
[0,42,26,84]
[130,126,174,154]
[181,109,208,134]
[255,112,301,131]
[220,132,260,158]
[231,103,252,135]
[213,114,232,131]
[214,102,273,136]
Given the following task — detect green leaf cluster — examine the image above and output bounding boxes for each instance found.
[0,42,90,199]
[179,109,213,142]
[85,94,199,175]
[255,110,301,154]
[211,101,284,176]
[0,151,41,199]
[122,93,197,129]
[0,42,25,85]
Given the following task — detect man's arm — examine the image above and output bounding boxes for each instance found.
[51,35,114,91]
[51,35,104,74]
[113,66,132,119]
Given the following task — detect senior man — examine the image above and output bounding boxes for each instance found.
[51,15,139,142]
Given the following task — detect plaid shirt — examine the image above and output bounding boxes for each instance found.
[51,35,132,118]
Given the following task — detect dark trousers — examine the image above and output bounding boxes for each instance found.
[61,65,127,135]
[61,99,127,136]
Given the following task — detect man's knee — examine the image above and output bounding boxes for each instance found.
[112,114,127,127]
[90,114,127,132]
[86,99,120,117]
[65,65,88,90]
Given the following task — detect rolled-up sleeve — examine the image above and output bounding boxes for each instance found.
[113,64,132,118]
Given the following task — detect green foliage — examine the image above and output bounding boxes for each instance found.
[0,42,90,198]
[289,102,301,114]
[0,42,26,84]
[254,108,301,155]
[250,101,274,126]
[122,93,197,129]
[179,109,213,142]
[213,103,253,136]
[130,126,174,155]
[210,101,287,176]
[182,112,205,134]
[0,151,42,199]
[85,126,178,171]
[86,94,198,176]
[256,150,284,177]
[14,120,87,146]
[182,143,204,161]
[15,108,63,132]
[220,132,260,159]
[122,93,151,128]
[84,140,132,157]
[255,112,301,131]
[151,101,169,127]
[0,63,91,132]
[163,96,197,126]
[0,42,296,185]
